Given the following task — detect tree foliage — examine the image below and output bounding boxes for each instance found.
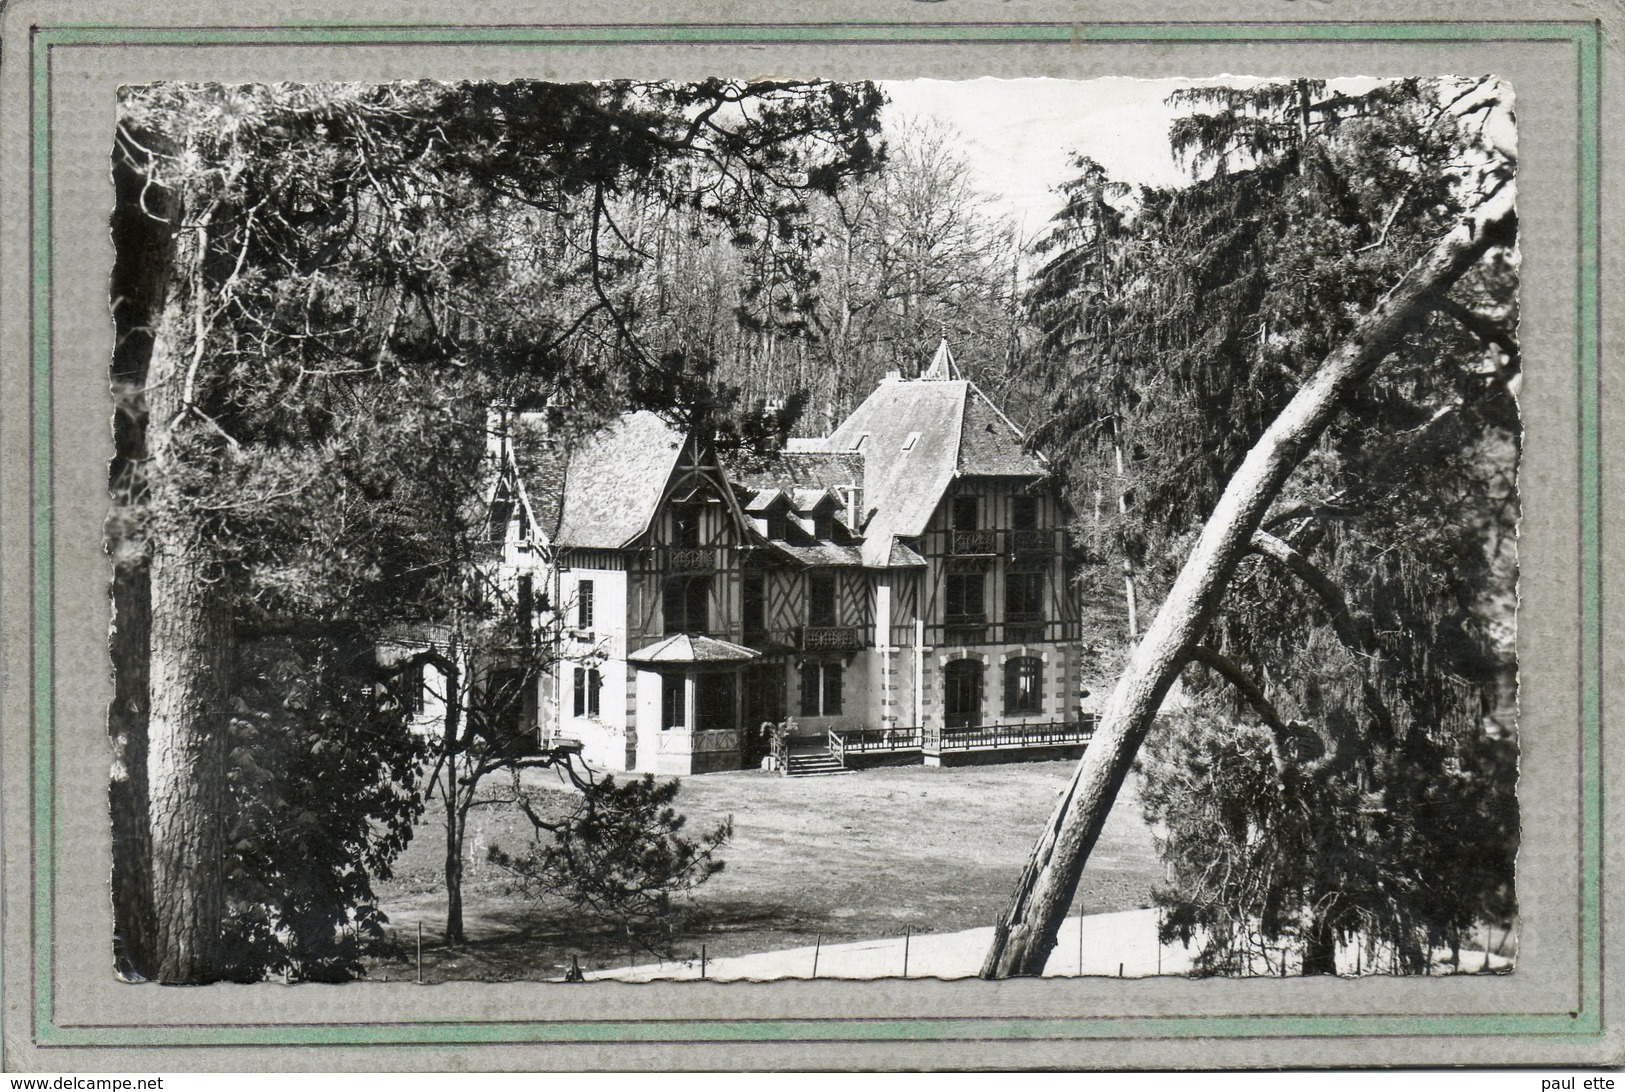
[489,768,732,955]
[110,78,882,981]
[1012,77,1519,974]
[219,638,427,982]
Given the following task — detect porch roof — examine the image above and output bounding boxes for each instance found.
[627,633,763,665]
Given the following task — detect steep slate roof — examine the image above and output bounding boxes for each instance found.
[821,374,1046,566]
[510,441,568,539]
[960,386,1048,477]
[553,411,686,549]
[725,450,863,495]
[766,541,865,567]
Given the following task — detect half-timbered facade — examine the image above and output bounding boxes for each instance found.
[485,342,1091,774]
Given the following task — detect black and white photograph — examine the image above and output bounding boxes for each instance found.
[105,73,1521,989]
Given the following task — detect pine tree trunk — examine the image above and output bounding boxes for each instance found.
[142,209,234,984]
[146,535,233,982]
[980,182,1515,979]
[109,558,157,979]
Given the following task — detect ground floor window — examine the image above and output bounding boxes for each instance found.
[572,666,601,719]
[799,661,844,717]
[662,672,686,729]
[695,672,737,731]
[1003,656,1044,715]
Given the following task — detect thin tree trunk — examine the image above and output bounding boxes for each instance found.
[1302,905,1338,975]
[1113,428,1139,638]
[980,180,1515,978]
[443,778,466,945]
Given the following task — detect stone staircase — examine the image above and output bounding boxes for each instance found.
[785,748,848,777]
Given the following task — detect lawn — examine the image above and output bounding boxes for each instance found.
[366,758,1165,983]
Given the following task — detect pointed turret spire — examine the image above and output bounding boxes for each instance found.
[923,337,959,380]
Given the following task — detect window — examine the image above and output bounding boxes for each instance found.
[694,673,736,730]
[1005,570,1044,618]
[577,580,594,629]
[673,505,702,547]
[1011,496,1039,531]
[405,661,427,714]
[765,510,790,540]
[664,574,711,633]
[799,661,843,717]
[946,571,985,621]
[952,495,979,531]
[901,431,920,452]
[742,570,766,636]
[1004,656,1044,715]
[661,673,686,729]
[572,666,601,719]
[517,574,533,632]
[489,497,514,543]
[808,572,838,628]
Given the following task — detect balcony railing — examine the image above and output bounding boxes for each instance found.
[800,624,867,651]
[1008,528,1058,555]
[659,545,716,573]
[924,717,1096,753]
[829,725,923,763]
[951,529,998,555]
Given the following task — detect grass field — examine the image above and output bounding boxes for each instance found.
[366,758,1165,983]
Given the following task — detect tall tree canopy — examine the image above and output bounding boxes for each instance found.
[109,79,883,982]
[986,76,1518,976]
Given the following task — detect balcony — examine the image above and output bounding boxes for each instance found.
[799,624,867,651]
[656,545,716,573]
[950,529,998,556]
[1008,528,1058,555]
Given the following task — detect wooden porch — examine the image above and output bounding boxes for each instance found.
[824,717,1097,768]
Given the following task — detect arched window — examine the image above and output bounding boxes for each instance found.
[1003,656,1043,715]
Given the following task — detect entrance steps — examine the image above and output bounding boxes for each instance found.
[785,749,848,777]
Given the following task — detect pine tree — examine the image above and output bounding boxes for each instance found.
[985,76,1518,977]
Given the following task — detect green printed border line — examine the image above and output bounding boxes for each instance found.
[28,18,1605,1049]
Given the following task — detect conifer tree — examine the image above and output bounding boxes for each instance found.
[986,77,1518,977]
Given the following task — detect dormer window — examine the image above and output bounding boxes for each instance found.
[765,510,790,540]
[852,433,868,451]
[813,509,834,540]
[901,432,920,452]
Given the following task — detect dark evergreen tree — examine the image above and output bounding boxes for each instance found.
[986,76,1518,977]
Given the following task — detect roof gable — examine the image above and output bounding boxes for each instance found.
[553,411,687,549]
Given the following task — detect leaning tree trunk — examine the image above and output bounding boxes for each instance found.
[981,178,1516,978]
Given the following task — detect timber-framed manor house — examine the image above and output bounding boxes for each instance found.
[423,343,1096,775]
